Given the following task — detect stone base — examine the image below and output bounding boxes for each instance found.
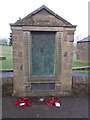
[12,91,73,97]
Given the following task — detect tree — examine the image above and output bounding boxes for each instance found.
[9,32,12,46]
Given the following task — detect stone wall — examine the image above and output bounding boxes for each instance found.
[77,42,89,63]
[72,76,88,84]
[72,76,88,96]
[2,77,13,96]
[2,75,88,96]
[2,77,13,84]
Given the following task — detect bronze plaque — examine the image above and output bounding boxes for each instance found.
[31,32,55,76]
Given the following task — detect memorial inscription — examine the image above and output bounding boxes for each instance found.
[31,31,56,76]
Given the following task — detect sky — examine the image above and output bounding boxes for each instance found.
[0,0,89,42]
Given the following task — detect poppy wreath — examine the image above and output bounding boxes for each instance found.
[46,97,61,106]
[15,97,31,108]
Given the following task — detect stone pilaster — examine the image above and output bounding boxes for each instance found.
[60,29,75,92]
[12,29,26,96]
[23,31,32,92]
[55,32,63,91]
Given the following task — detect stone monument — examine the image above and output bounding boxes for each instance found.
[10,5,76,96]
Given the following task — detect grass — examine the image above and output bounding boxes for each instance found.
[72,61,90,73]
[73,70,90,73]
[73,60,90,67]
[72,51,90,73]
[0,45,13,70]
[72,51,90,67]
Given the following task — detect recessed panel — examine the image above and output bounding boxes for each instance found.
[31,83,55,92]
[31,32,55,76]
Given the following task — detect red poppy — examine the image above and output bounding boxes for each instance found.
[46,97,61,106]
[15,97,31,108]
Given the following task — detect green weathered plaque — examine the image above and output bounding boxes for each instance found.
[31,32,55,76]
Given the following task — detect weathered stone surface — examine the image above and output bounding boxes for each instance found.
[77,42,89,63]
[2,75,88,96]
[10,5,76,96]
[13,5,72,27]
[12,29,26,96]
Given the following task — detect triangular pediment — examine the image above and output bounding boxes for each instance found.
[13,5,73,27]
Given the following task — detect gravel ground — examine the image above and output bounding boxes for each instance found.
[2,96,88,119]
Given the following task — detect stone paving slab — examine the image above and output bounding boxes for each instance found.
[2,96,88,118]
